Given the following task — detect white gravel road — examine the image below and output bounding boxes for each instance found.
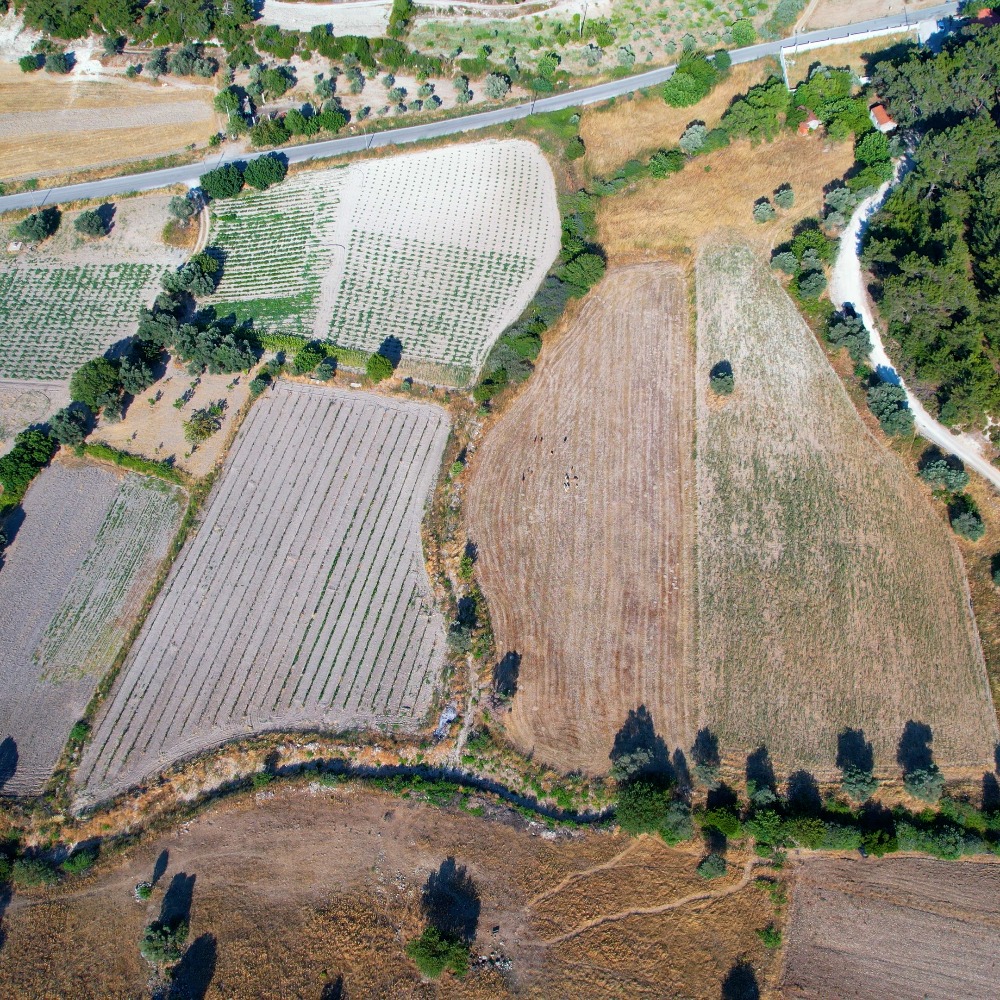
[829,174,1000,493]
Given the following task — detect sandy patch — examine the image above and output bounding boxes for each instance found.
[260,0,390,35]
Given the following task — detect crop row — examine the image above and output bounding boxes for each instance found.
[77,382,449,803]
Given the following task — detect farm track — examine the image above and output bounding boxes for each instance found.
[76,382,450,805]
[466,264,697,773]
[695,243,999,773]
[0,462,181,795]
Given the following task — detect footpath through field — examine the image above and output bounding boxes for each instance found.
[0,2,958,214]
[829,171,1000,494]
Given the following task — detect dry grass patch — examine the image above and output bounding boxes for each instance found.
[598,132,855,260]
[783,855,1000,1000]
[802,0,942,31]
[466,264,696,774]
[0,784,780,998]
[783,32,914,87]
[695,243,998,775]
[579,62,767,175]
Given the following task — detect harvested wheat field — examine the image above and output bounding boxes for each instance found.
[0,63,218,179]
[695,243,998,774]
[0,460,183,795]
[801,0,941,31]
[466,264,696,773]
[0,783,780,997]
[598,132,855,260]
[783,855,1000,999]
[76,382,449,806]
[580,62,767,175]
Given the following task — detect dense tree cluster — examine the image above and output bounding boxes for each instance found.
[0,429,56,504]
[662,51,727,108]
[863,24,1000,426]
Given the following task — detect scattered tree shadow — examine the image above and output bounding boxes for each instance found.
[721,959,759,1000]
[706,782,739,812]
[421,858,480,944]
[709,359,733,382]
[692,728,720,770]
[167,933,217,1000]
[746,746,777,796]
[0,882,11,953]
[897,720,934,776]
[152,849,169,887]
[917,444,965,475]
[320,976,345,1000]
[994,743,1000,774]
[492,651,520,700]
[785,770,822,815]
[0,739,17,791]
[672,748,692,797]
[982,773,1000,814]
[0,505,26,560]
[160,872,196,927]
[836,728,874,774]
[95,202,116,233]
[609,705,672,783]
[378,336,403,368]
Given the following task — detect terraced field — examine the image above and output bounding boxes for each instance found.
[0,462,183,796]
[208,141,560,384]
[0,262,167,380]
[76,382,450,804]
[695,243,998,773]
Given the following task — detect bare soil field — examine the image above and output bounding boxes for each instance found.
[0,783,780,997]
[783,855,1000,999]
[76,382,450,805]
[0,378,68,458]
[0,460,183,795]
[465,264,697,773]
[598,132,855,261]
[801,0,942,31]
[695,243,998,774]
[580,62,767,175]
[0,63,219,179]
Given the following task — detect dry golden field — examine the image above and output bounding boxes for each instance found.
[783,32,914,87]
[801,0,942,31]
[783,855,1000,999]
[579,62,768,175]
[598,132,856,260]
[465,264,697,773]
[695,243,998,775]
[0,784,781,998]
[0,65,218,179]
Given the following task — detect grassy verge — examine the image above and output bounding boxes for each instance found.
[82,443,188,485]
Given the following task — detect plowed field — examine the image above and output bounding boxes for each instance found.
[783,855,1000,999]
[465,264,696,772]
[695,243,998,773]
[76,383,450,805]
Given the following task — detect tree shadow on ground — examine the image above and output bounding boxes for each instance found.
[746,746,777,798]
[320,977,345,999]
[152,849,169,887]
[0,882,11,953]
[672,748,692,797]
[492,651,520,700]
[983,773,1000,813]
[786,770,822,815]
[167,934,216,1000]
[721,959,759,1000]
[422,858,480,943]
[706,782,739,812]
[378,336,403,368]
[609,705,672,782]
[692,728,721,770]
[836,728,874,773]
[897,721,934,775]
[0,738,18,792]
[160,872,196,927]
[95,202,116,233]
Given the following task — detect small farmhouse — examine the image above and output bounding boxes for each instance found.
[870,103,897,133]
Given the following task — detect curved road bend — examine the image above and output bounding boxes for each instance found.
[0,2,958,213]
[830,174,1000,493]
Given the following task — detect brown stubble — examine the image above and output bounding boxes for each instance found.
[465,264,697,774]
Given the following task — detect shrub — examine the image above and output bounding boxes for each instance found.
[250,116,290,147]
[774,184,794,209]
[11,858,59,887]
[45,51,72,74]
[757,925,781,948]
[292,341,326,374]
[406,926,469,978]
[866,380,914,436]
[15,207,60,242]
[648,147,685,177]
[199,164,244,200]
[561,253,605,293]
[771,250,798,274]
[19,53,43,72]
[70,357,120,412]
[483,73,511,100]
[904,765,945,803]
[61,848,96,875]
[74,209,109,237]
[135,881,153,900]
[709,360,734,395]
[826,308,871,363]
[679,122,707,154]
[566,135,586,160]
[169,194,199,223]
[696,852,727,879]
[616,780,687,839]
[753,198,776,223]
[796,268,827,299]
[951,507,986,541]
[249,376,270,397]
[0,429,57,501]
[367,352,394,382]
[183,400,226,444]
[49,406,88,446]
[700,807,742,839]
[731,19,756,46]
[140,919,189,965]
[919,457,969,493]
[243,154,287,190]
[841,765,878,801]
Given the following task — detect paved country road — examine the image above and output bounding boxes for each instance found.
[0,2,958,214]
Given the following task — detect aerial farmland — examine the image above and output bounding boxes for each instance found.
[0,461,183,795]
[77,382,450,804]
[209,140,560,384]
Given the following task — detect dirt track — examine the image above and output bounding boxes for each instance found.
[465,264,696,773]
[784,854,1000,999]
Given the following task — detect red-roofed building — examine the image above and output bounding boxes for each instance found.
[869,103,897,133]
[797,107,822,136]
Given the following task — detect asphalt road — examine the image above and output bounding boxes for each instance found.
[0,1,958,213]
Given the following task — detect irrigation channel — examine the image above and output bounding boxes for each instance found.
[829,165,1000,493]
